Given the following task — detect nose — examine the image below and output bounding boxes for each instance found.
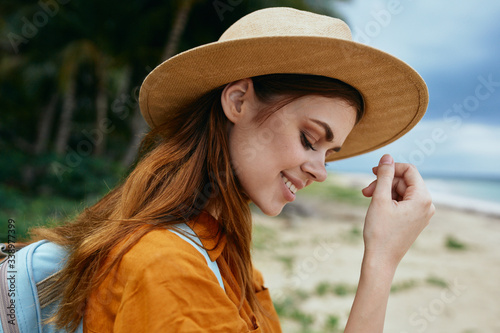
[301,156,327,183]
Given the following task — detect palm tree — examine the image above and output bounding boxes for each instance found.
[121,0,200,167]
[54,40,105,155]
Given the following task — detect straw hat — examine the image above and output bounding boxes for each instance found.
[139,7,428,161]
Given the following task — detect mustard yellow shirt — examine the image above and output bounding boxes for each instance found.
[85,212,281,332]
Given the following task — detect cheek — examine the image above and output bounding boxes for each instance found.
[271,133,305,166]
[229,118,305,173]
[229,125,280,172]
[254,127,279,149]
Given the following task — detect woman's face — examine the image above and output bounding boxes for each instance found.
[222,79,357,216]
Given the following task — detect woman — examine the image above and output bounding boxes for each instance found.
[31,7,434,332]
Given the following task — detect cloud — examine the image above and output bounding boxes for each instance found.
[337,0,500,73]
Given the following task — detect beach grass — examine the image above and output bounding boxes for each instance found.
[445,235,468,250]
[426,276,449,288]
[300,176,369,206]
[273,288,345,333]
[324,314,342,332]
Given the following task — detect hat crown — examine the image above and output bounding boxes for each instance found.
[219,7,353,42]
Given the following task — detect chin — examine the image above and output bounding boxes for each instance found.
[256,202,285,217]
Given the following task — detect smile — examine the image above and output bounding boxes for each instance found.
[281,174,297,194]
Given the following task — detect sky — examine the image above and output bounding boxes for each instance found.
[329,0,500,178]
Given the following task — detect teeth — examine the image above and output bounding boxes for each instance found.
[281,174,297,194]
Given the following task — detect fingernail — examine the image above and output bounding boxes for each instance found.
[380,154,393,165]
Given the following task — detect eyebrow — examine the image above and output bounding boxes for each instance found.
[310,119,342,152]
[311,119,334,142]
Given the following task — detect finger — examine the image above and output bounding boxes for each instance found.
[392,177,408,201]
[372,163,414,176]
[399,164,426,189]
[366,175,409,200]
[373,163,423,181]
[367,177,407,201]
[372,154,395,200]
[373,163,425,190]
[362,179,377,197]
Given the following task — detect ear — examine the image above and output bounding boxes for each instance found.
[221,78,255,124]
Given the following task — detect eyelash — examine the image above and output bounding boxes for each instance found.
[300,132,316,151]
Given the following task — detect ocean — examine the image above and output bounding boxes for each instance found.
[424,176,500,217]
[332,172,500,217]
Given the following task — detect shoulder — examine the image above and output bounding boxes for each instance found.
[97,228,247,331]
[118,228,212,280]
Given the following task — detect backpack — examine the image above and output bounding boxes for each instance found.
[0,223,224,333]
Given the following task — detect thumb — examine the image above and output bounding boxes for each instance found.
[372,154,395,200]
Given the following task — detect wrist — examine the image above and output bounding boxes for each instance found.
[361,250,399,278]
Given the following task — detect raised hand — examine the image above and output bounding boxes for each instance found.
[361,154,435,267]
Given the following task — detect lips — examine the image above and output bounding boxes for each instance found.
[281,173,297,194]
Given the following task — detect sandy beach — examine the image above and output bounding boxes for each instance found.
[252,174,500,333]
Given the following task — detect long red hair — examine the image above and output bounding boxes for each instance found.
[31,73,363,332]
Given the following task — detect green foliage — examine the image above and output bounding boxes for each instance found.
[324,314,341,332]
[315,281,331,296]
[276,255,295,274]
[290,309,315,330]
[390,280,418,293]
[445,235,467,250]
[333,283,356,296]
[300,176,369,206]
[274,295,295,317]
[0,184,89,242]
[0,150,124,242]
[294,288,310,301]
[273,292,315,331]
[349,225,362,238]
[342,225,363,243]
[313,281,356,297]
[275,285,345,332]
[46,154,125,199]
[0,149,124,200]
[252,223,277,251]
[426,276,448,288]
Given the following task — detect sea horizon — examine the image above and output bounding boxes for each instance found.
[331,171,500,218]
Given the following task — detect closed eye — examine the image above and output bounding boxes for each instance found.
[300,132,316,151]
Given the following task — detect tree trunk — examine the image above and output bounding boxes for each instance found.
[34,93,58,155]
[121,0,195,167]
[55,78,76,155]
[161,0,195,61]
[22,93,59,187]
[94,69,108,156]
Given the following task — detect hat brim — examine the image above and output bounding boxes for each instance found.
[139,36,428,162]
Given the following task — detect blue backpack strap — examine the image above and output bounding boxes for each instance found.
[0,241,83,333]
[0,256,20,333]
[169,223,225,292]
